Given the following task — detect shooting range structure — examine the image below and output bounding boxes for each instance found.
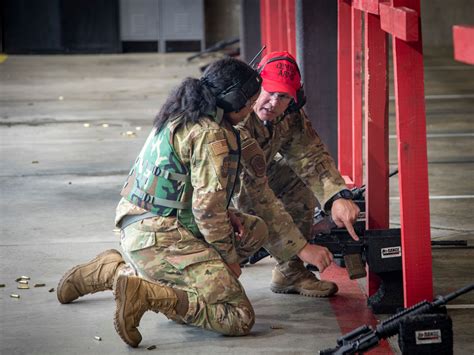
[259,0,433,307]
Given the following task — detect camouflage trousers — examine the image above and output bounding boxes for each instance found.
[267,155,318,240]
[120,209,268,336]
[267,156,318,274]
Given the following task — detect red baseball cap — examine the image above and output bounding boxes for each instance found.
[257,51,301,102]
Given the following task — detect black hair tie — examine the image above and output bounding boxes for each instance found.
[200,76,216,89]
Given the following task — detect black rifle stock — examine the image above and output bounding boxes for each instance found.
[319,283,474,355]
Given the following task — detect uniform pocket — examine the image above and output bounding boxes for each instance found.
[121,222,157,252]
[165,248,222,271]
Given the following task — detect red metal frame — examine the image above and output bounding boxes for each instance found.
[364,9,390,296]
[337,1,363,188]
[259,0,433,306]
[259,0,296,55]
[337,0,353,186]
[390,0,433,306]
[351,6,363,187]
[339,0,433,305]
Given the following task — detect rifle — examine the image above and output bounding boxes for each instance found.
[320,283,474,355]
[311,226,367,280]
[187,38,240,62]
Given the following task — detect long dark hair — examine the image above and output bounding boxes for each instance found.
[153,57,257,132]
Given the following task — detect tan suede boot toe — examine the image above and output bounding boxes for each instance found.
[57,249,124,304]
[270,268,338,297]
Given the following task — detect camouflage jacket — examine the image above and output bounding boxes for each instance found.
[233,127,307,261]
[116,114,241,264]
[232,110,347,261]
[237,110,347,209]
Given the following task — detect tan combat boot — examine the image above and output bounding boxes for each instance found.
[57,249,125,304]
[114,276,183,348]
[270,258,338,297]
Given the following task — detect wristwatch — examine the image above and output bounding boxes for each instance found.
[325,189,353,212]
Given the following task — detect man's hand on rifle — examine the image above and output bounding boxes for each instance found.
[297,243,334,273]
[331,199,360,241]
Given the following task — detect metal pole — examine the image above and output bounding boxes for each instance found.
[239,0,261,63]
[296,0,338,160]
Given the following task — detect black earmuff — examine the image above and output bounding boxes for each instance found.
[257,55,306,114]
[216,71,262,113]
[285,86,306,114]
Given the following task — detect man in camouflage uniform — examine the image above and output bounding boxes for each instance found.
[57,58,269,347]
[234,51,360,297]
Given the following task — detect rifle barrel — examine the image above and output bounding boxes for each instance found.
[435,282,474,306]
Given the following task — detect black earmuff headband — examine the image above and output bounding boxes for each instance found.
[215,70,262,113]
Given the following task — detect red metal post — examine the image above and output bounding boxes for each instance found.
[337,0,354,186]
[286,0,297,55]
[391,0,433,306]
[351,7,363,187]
[260,0,296,54]
[276,0,286,51]
[364,11,389,296]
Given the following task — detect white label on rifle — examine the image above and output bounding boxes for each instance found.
[415,329,442,344]
[381,246,401,258]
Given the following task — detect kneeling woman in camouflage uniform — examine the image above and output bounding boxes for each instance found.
[56,58,268,347]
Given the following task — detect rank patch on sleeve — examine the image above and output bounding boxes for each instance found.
[242,139,267,178]
[250,155,266,177]
[209,139,229,156]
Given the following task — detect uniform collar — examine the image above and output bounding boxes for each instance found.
[213,107,224,125]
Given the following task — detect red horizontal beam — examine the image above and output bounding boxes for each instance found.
[342,175,355,188]
[352,0,380,14]
[379,3,419,41]
[453,25,474,65]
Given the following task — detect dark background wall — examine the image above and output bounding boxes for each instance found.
[204,0,240,46]
[2,0,121,54]
[421,0,474,50]
[1,0,472,54]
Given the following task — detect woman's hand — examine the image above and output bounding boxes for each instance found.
[229,210,245,240]
[228,262,242,278]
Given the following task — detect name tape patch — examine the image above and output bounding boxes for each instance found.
[209,139,229,156]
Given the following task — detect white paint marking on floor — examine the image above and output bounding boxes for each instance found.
[390,195,474,200]
[390,94,474,100]
[446,305,474,309]
[388,133,474,139]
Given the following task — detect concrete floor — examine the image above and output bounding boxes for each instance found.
[0,51,473,354]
